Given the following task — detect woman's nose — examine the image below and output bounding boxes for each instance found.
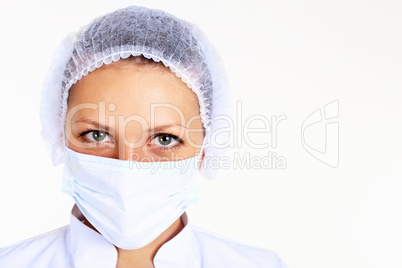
[117,141,143,161]
[116,117,150,161]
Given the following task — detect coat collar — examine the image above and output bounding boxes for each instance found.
[69,204,201,268]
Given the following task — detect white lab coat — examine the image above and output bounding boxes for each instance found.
[0,205,287,267]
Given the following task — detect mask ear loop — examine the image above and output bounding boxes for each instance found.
[195,135,207,172]
[62,121,67,155]
[60,120,72,195]
[196,113,210,171]
[200,135,207,156]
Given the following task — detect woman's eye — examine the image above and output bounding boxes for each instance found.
[158,135,173,145]
[84,130,111,143]
[151,134,182,149]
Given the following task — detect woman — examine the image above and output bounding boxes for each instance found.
[0,5,286,267]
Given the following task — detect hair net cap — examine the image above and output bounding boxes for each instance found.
[40,5,232,179]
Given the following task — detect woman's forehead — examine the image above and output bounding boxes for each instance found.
[67,64,201,120]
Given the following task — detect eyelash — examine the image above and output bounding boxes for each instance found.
[78,129,183,151]
[149,132,183,151]
[78,129,112,147]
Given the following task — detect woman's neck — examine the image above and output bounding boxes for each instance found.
[83,216,184,268]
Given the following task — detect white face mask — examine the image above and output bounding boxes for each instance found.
[61,143,204,250]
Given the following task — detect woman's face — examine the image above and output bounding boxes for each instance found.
[64,61,205,163]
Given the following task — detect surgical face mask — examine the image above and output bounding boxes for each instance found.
[61,143,204,250]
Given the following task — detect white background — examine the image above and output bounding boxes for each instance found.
[0,0,401,267]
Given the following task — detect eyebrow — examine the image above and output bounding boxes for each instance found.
[74,118,113,132]
[145,124,186,134]
[74,117,186,133]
